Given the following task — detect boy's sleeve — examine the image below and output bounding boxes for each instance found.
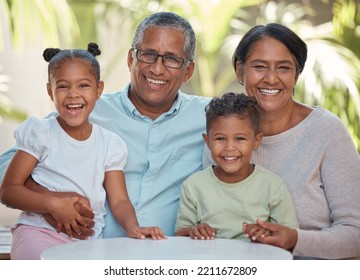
[175,179,198,232]
[269,182,299,229]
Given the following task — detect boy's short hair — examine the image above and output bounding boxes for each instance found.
[205,92,260,134]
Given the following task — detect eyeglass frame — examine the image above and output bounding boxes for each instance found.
[133,48,189,69]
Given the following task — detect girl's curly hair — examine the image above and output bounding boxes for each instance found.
[43,42,101,81]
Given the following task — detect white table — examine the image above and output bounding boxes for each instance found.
[41,236,292,260]
[0,226,12,260]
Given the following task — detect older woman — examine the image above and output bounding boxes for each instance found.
[204,23,360,259]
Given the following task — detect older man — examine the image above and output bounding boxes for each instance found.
[0,12,210,238]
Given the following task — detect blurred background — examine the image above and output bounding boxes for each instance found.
[1,0,359,225]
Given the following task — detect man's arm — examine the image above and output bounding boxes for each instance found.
[25,176,95,239]
[0,147,95,239]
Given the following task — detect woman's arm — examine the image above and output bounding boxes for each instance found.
[255,133,360,259]
[293,136,360,259]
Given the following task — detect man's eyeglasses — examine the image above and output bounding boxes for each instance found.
[134,49,188,69]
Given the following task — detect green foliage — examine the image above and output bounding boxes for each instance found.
[0,99,27,122]
[0,0,80,122]
[168,0,264,97]
[1,0,359,151]
[0,0,79,50]
[0,70,26,122]
[243,0,360,152]
[331,0,360,149]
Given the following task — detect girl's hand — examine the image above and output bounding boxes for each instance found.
[127,226,167,240]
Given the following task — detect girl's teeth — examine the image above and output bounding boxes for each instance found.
[67,104,83,109]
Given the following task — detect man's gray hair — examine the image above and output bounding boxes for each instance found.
[131,12,196,61]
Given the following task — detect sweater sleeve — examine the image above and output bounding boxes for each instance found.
[293,125,360,259]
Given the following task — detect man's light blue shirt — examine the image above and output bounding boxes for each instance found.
[0,83,210,237]
[92,84,210,237]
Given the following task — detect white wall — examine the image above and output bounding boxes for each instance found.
[0,50,52,225]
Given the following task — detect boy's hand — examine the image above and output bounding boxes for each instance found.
[190,223,217,240]
[250,219,298,250]
[242,220,271,242]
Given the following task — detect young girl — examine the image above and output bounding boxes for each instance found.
[175,92,298,241]
[0,43,165,260]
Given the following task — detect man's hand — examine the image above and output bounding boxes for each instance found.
[24,176,95,239]
[44,200,95,239]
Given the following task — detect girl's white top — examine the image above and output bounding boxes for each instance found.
[13,116,128,239]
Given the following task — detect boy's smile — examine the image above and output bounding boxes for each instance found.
[203,115,262,184]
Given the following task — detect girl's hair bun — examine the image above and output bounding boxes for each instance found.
[87,42,101,57]
[43,48,61,62]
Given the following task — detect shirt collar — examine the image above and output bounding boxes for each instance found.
[121,83,182,122]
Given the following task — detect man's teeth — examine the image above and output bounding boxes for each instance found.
[146,77,166,85]
[259,89,280,95]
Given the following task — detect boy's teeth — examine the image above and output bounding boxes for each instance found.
[224,157,236,160]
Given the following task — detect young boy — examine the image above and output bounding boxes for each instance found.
[175,92,298,241]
